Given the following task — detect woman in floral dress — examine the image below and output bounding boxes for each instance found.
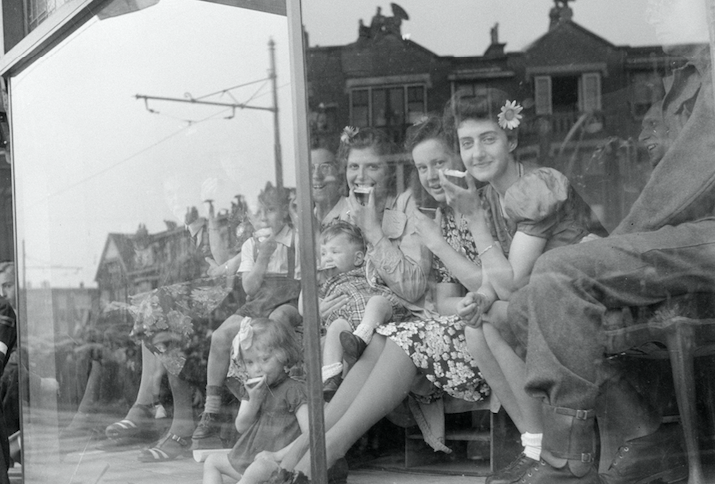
[103,208,249,461]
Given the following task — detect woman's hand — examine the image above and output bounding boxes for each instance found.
[319,293,348,320]
[347,188,383,244]
[439,171,483,220]
[413,208,444,251]
[457,292,491,328]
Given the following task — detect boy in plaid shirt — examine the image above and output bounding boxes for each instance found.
[304,222,408,400]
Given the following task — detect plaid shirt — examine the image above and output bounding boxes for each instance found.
[319,267,409,330]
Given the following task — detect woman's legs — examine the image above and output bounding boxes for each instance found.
[293,337,417,476]
[279,335,387,471]
[483,323,542,434]
[464,326,526,431]
[166,372,195,437]
[134,344,161,408]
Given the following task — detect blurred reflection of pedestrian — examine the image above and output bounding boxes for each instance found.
[0,262,18,484]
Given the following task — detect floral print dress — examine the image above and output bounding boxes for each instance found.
[377,205,490,403]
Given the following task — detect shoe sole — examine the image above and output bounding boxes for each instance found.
[633,464,688,484]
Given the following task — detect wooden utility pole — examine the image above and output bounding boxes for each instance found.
[269,38,283,190]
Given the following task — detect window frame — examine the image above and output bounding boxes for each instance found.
[0,0,328,481]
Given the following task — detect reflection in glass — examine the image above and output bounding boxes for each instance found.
[10,1,296,482]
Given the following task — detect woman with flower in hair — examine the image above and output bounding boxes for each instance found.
[262,89,601,484]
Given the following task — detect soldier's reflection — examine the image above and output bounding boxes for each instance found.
[638,102,670,167]
[502,0,715,482]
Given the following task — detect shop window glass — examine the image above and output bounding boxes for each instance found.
[3,0,715,482]
[9,1,298,482]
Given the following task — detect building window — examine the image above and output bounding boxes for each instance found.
[407,86,425,124]
[535,73,602,115]
[351,89,370,127]
[579,73,602,113]
[534,76,553,115]
[350,85,426,129]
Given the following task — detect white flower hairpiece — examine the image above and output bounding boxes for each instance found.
[498,100,523,130]
[341,126,359,143]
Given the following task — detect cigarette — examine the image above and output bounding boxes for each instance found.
[443,169,466,178]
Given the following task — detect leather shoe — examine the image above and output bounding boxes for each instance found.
[323,374,342,402]
[599,423,687,484]
[486,453,538,484]
[516,459,599,483]
[340,331,367,367]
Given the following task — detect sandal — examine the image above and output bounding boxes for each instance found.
[105,403,157,442]
[137,433,191,462]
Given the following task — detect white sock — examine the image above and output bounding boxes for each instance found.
[321,362,343,383]
[353,323,374,345]
[521,432,542,461]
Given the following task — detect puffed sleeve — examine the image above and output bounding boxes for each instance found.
[285,381,308,414]
[503,167,570,238]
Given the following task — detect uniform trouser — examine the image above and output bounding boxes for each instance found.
[508,218,715,410]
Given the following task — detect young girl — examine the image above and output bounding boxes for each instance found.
[193,182,302,448]
[268,91,599,483]
[202,317,306,484]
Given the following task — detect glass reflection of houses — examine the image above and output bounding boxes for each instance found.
[307,2,680,231]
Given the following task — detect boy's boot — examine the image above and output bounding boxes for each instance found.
[519,404,599,483]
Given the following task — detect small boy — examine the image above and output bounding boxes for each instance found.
[310,221,408,400]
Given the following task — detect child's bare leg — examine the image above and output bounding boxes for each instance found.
[322,319,351,400]
[293,337,416,476]
[341,296,393,364]
[324,319,351,367]
[203,452,241,484]
[238,458,280,484]
[194,314,245,442]
[280,335,387,470]
[269,304,301,328]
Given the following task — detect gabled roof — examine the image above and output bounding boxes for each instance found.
[94,233,135,283]
[523,19,617,74]
[526,19,616,53]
